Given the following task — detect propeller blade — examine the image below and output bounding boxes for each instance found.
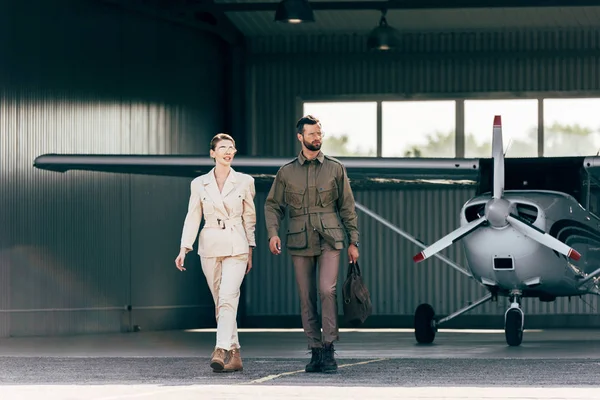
[413,216,487,263]
[492,115,504,199]
[506,214,581,261]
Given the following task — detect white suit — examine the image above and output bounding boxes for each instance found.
[180,167,256,350]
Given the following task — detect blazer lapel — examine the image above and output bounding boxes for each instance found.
[221,169,238,200]
[203,169,226,214]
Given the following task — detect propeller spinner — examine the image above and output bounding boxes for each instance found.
[413,115,581,264]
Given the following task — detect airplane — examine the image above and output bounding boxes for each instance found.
[32,115,600,347]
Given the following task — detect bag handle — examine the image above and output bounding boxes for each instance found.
[347,261,361,277]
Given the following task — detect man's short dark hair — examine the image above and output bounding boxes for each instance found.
[296,115,321,135]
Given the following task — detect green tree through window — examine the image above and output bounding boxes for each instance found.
[324,134,376,157]
[403,123,599,158]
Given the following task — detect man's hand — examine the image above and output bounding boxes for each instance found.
[269,236,282,255]
[348,243,359,264]
[246,247,253,274]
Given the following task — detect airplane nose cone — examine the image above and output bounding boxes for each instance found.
[485,198,513,227]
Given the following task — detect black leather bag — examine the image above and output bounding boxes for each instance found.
[342,261,373,327]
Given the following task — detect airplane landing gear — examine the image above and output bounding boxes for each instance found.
[504,291,524,346]
[413,293,493,344]
[414,303,436,344]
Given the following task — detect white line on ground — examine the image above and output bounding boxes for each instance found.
[93,386,193,400]
[3,385,600,400]
[244,357,389,385]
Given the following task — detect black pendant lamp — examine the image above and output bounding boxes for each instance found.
[367,9,401,51]
[274,0,315,23]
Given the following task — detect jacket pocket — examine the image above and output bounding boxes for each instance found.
[284,186,305,209]
[321,213,345,243]
[227,191,243,214]
[318,179,339,207]
[286,219,308,249]
[202,197,215,214]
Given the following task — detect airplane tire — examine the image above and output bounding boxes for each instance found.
[414,303,436,344]
[505,308,523,346]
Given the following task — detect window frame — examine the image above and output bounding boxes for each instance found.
[298,91,600,158]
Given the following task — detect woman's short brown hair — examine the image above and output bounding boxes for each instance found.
[210,133,235,151]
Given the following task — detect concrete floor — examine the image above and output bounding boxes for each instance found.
[2,328,600,399]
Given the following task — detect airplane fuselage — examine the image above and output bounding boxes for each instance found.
[459,190,600,299]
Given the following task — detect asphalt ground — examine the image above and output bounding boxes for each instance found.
[1,328,600,399]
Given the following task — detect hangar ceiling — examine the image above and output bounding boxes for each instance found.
[215,0,600,36]
[101,0,600,44]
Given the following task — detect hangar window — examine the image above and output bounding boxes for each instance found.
[301,95,600,159]
[464,99,538,158]
[303,101,377,157]
[381,100,455,158]
[543,98,600,157]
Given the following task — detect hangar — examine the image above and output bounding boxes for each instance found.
[2,0,600,338]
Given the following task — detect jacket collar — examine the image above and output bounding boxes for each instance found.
[298,150,324,165]
[202,167,238,214]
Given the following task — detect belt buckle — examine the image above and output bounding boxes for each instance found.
[217,218,226,229]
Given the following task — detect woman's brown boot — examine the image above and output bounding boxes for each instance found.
[210,348,227,371]
[224,348,243,372]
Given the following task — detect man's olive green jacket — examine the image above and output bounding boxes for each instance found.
[264,150,359,256]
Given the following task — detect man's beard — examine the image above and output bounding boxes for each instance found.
[304,139,321,151]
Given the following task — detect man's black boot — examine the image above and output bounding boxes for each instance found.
[305,347,322,373]
[321,342,337,373]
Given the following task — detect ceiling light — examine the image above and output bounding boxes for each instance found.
[274,0,315,23]
[367,10,401,51]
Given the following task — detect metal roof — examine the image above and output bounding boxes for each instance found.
[100,0,600,44]
[219,5,600,36]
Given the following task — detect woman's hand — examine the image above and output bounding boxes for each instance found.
[246,247,253,274]
[175,248,187,271]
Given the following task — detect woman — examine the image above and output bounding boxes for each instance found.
[175,133,256,373]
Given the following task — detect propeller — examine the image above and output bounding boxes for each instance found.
[506,214,581,261]
[413,115,581,264]
[492,115,504,199]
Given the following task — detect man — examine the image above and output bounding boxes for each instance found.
[264,114,360,373]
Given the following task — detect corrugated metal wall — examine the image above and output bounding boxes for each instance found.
[242,29,600,327]
[0,0,230,337]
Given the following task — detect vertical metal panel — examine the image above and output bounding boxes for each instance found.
[245,29,600,321]
[0,0,227,337]
[0,61,13,339]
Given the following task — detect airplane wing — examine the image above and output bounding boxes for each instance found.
[33,153,481,187]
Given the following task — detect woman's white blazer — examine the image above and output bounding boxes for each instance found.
[180,168,256,258]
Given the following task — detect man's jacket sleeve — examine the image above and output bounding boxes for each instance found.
[264,168,286,240]
[336,165,359,244]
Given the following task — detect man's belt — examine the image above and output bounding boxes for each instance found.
[204,216,243,229]
[289,206,336,217]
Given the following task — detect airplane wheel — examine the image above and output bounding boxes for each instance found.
[505,308,523,346]
[414,303,436,344]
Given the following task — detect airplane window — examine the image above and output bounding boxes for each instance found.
[465,99,538,158]
[380,100,455,158]
[302,102,377,157]
[590,187,600,215]
[586,174,600,216]
[543,98,600,157]
[477,157,585,204]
